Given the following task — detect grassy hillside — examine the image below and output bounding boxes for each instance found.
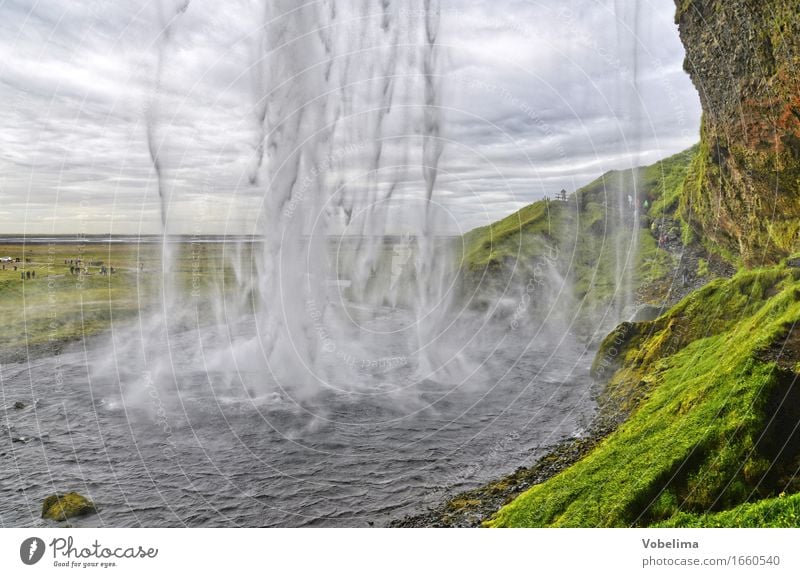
[459,146,697,331]
[487,264,800,527]
[0,242,250,360]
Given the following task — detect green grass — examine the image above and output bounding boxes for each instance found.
[461,198,567,272]
[462,146,696,274]
[488,266,800,527]
[657,492,800,527]
[641,146,697,220]
[459,146,696,328]
[0,242,254,353]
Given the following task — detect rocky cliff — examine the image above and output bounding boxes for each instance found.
[676,0,800,265]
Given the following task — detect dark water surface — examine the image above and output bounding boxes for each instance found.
[1,312,596,527]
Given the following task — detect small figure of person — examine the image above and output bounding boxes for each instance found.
[25,270,30,280]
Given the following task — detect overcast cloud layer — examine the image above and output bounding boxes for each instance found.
[0,0,700,235]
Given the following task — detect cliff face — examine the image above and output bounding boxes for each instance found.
[676,0,800,265]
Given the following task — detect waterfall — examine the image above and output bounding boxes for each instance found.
[239,1,451,389]
[612,0,642,321]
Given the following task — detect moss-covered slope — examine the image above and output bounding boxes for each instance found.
[487,265,800,527]
[657,491,800,528]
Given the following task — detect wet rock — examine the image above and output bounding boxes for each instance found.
[41,492,96,522]
[11,433,47,444]
[631,304,667,322]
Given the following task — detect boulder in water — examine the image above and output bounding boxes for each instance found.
[41,493,96,521]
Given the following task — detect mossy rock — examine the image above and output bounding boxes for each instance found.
[41,492,96,522]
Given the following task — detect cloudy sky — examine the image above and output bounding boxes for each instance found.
[0,0,700,235]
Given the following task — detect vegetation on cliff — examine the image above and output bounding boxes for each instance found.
[460,147,699,334]
[677,0,800,265]
[488,265,800,527]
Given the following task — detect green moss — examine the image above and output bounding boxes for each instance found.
[41,492,96,522]
[487,266,800,527]
[448,498,483,510]
[678,134,711,250]
[642,146,697,220]
[637,230,673,285]
[657,492,800,528]
[674,0,695,23]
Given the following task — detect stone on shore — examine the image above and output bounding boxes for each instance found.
[41,492,96,521]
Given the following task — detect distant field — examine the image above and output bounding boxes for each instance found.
[0,241,254,358]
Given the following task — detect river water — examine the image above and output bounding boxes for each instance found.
[1,306,596,527]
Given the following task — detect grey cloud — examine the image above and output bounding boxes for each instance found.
[0,0,700,235]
